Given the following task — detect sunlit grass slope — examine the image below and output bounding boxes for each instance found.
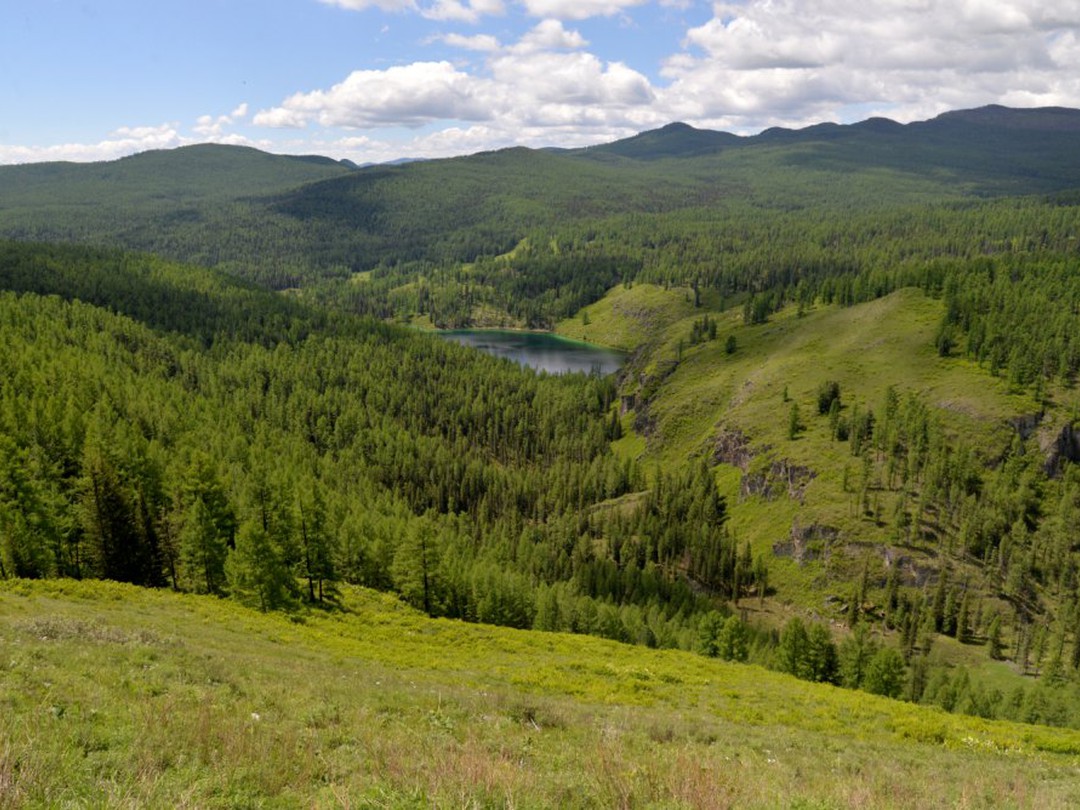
[560,285,1047,621]
[3,579,1080,808]
[555,282,704,352]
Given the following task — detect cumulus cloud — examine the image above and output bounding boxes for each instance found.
[0,112,276,166]
[321,0,505,20]
[253,19,657,141]
[519,0,647,20]
[0,124,184,165]
[324,0,629,19]
[318,0,418,12]
[422,0,504,21]
[255,62,493,129]
[194,103,251,138]
[659,0,1080,130]
[440,32,502,51]
[512,19,589,52]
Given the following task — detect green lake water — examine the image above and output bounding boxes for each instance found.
[439,330,625,375]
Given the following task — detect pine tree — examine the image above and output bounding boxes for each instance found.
[697,610,725,657]
[863,646,906,698]
[839,624,877,689]
[179,496,228,595]
[392,519,443,615]
[788,402,801,441]
[718,615,749,662]
[226,520,294,612]
[956,588,971,643]
[777,617,809,677]
[805,623,840,683]
[297,486,337,604]
[79,442,158,586]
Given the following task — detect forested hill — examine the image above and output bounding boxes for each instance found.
[579,104,1080,183]
[588,105,1080,195]
[7,100,1080,743]
[1,105,1078,291]
[0,143,353,207]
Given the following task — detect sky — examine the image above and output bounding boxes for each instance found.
[2,0,1080,165]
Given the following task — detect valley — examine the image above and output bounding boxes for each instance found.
[3,105,1080,805]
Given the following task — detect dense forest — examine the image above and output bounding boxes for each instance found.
[0,240,764,644]
[5,105,1080,729]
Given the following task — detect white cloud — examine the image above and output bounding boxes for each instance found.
[253,20,653,138]
[421,0,504,21]
[0,120,279,166]
[0,124,183,164]
[512,19,589,52]
[252,107,311,129]
[194,103,251,138]
[249,17,662,165]
[440,32,502,51]
[519,0,646,20]
[15,0,1080,166]
[252,16,656,144]
[321,0,505,20]
[255,62,493,129]
[490,50,653,108]
[318,0,417,11]
[659,0,1080,130]
[324,0,631,19]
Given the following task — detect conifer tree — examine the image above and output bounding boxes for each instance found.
[863,646,906,699]
[227,520,294,612]
[297,486,337,604]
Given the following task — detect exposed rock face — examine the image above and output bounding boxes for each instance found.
[741,460,816,503]
[713,427,754,470]
[1009,412,1044,440]
[773,522,839,565]
[882,548,935,588]
[1041,421,1080,477]
[713,426,814,501]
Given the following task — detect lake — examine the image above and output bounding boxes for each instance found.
[439,330,625,375]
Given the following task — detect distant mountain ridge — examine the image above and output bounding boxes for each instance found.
[1,104,1079,287]
[581,104,1080,162]
[574,121,742,160]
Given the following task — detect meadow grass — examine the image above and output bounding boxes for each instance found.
[3,579,1080,808]
[564,285,1037,576]
[554,283,700,352]
[554,283,1051,678]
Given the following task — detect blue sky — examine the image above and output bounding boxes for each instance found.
[3,0,1080,164]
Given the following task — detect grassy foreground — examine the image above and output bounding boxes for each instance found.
[3,580,1080,808]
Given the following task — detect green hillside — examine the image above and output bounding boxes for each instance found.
[566,121,741,160]
[4,578,1080,809]
[6,105,1080,793]
[557,278,1080,701]
[3,105,1079,297]
[0,144,353,207]
[0,146,355,287]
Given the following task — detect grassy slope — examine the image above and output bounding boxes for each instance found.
[560,285,1045,641]
[3,579,1080,809]
[555,282,702,352]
